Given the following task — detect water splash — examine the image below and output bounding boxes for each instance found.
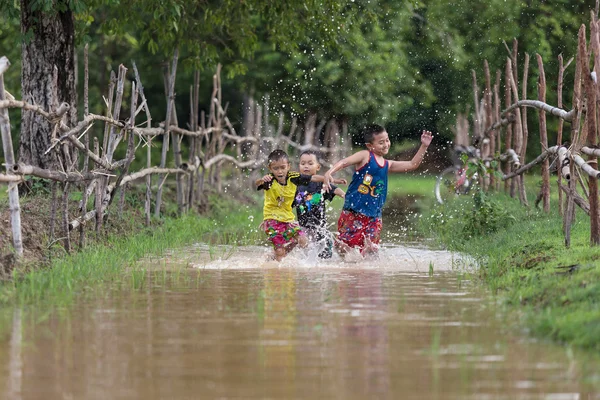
[189,242,474,272]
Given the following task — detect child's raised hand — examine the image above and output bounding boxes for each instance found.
[421,130,433,146]
[334,178,347,185]
[262,174,273,183]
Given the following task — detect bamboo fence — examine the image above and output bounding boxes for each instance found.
[460,8,600,247]
[0,51,350,260]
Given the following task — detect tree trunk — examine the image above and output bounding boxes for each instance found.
[19,1,77,169]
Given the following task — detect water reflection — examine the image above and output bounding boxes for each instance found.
[0,245,599,399]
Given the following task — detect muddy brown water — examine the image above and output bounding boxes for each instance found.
[1,243,599,399]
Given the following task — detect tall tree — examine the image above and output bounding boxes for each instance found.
[19,0,78,169]
[2,0,349,169]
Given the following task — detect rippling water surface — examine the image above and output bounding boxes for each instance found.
[0,244,598,399]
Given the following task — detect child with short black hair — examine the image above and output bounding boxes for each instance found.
[323,125,433,257]
[293,150,346,259]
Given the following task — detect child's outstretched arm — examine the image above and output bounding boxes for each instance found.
[323,150,370,190]
[310,175,348,184]
[388,130,433,173]
[334,187,346,199]
[255,174,273,189]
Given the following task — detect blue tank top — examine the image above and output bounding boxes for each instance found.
[343,152,389,218]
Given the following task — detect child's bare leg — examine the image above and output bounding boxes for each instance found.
[298,235,308,248]
[273,247,287,261]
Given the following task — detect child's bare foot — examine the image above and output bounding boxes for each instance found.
[333,237,362,262]
[362,237,379,259]
[343,249,363,263]
[334,237,352,256]
[273,247,287,261]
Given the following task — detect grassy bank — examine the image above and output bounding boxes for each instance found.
[0,195,262,307]
[419,182,600,350]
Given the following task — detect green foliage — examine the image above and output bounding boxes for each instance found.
[21,177,51,196]
[0,197,263,307]
[77,0,347,71]
[1,0,595,162]
[241,1,434,136]
[455,154,513,236]
[403,0,590,142]
[463,190,515,236]
[420,177,600,349]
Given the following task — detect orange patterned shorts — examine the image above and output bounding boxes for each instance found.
[261,219,305,249]
[337,210,382,252]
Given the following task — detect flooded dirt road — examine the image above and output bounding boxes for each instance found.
[1,244,599,399]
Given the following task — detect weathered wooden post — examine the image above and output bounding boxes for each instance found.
[0,56,23,258]
[132,62,153,226]
[586,16,600,245]
[503,58,513,195]
[483,61,494,190]
[565,26,585,247]
[536,54,550,212]
[155,49,179,218]
[493,70,502,191]
[520,53,530,168]
[556,54,572,216]
[187,70,200,211]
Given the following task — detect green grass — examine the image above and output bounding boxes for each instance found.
[419,181,600,350]
[388,173,438,198]
[0,197,263,307]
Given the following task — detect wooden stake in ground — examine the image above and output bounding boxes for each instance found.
[132,61,153,226]
[556,54,569,216]
[536,54,551,212]
[586,16,600,245]
[504,58,513,195]
[0,56,23,258]
[565,26,585,247]
[187,70,200,211]
[155,49,179,218]
[80,44,90,249]
[494,70,502,191]
[520,53,530,164]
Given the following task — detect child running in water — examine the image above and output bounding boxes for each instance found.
[293,150,347,259]
[323,124,433,257]
[256,149,345,261]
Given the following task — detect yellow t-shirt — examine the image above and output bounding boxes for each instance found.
[258,172,311,222]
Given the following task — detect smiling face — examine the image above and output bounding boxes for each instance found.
[299,153,321,175]
[268,159,291,183]
[366,130,391,156]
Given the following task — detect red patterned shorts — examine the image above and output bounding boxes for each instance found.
[261,219,305,249]
[337,210,382,251]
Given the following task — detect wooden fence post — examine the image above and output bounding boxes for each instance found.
[565,25,585,247]
[155,49,179,218]
[556,55,568,216]
[504,58,513,195]
[586,16,600,245]
[0,56,23,258]
[536,54,550,212]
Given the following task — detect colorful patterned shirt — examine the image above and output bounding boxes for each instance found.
[293,182,339,230]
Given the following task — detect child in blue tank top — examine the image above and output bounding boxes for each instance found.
[323,124,433,257]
